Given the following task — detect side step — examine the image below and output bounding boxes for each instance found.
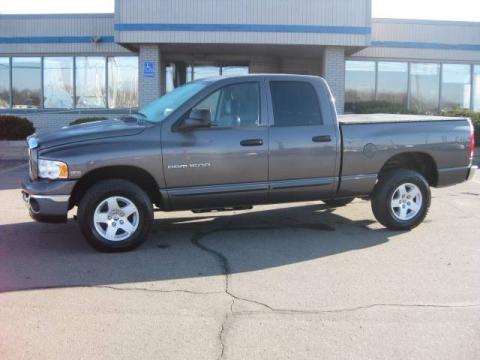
[192,206,253,214]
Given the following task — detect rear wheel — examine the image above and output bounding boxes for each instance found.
[371,169,430,230]
[323,198,354,208]
[78,179,153,252]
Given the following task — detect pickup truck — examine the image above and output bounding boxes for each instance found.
[22,75,477,252]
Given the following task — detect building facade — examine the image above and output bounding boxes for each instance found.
[0,0,479,132]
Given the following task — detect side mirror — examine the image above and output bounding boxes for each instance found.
[180,109,212,130]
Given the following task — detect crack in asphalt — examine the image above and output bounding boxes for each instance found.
[0,284,223,296]
[189,219,480,359]
[234,302,480,316]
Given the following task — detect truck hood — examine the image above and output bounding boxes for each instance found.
[33,117,149,149]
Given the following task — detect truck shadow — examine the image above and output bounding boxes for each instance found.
[0,202,397,293]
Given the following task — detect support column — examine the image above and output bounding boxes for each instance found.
[138,45,163,106]
[322,47,345,114]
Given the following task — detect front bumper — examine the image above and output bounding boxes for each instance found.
[21,177,77,223]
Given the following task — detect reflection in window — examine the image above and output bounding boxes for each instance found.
[345,61,376,112]
[474,66,480,112]
[108,57,138,109]
[193,83,260,128]
[0,58,9,109]
[377,62,408,106]
[75,57,106,108]
[44,57,74,109]
[441,64,471,111]
[410,63,440,113]
[12,57,41,109]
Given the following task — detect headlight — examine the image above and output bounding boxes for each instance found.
[38,159,69,180]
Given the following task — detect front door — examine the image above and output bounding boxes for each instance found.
[162,81,269,210]
[267,80,339,203]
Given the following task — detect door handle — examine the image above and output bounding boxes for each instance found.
[312,135,332,143]
[240,139,264,147]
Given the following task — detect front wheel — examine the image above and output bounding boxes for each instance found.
[78,179,153,252]
[371,169,431,230]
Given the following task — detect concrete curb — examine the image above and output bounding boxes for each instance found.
[0,140,28,161]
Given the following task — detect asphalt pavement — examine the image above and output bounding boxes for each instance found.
[0,162,479,359]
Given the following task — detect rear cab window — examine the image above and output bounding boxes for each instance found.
[269,81,323,127]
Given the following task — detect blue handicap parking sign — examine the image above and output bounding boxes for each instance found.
[143,61,155,78]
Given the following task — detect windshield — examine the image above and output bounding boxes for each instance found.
[138,81,208,123]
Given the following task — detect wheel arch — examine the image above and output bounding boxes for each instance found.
[378,152,438,187]
[70,166,162,209]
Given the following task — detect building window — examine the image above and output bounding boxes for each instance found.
[222,66,249,77]
[108,57,138,109]
[409,63,440,114]
[345,60,376,112]
[474,65,480,112]
[75,56,106,108]
[377,62,408,107]
[0,58,9,109]
[441,64,471,111]
[43,57,74,109]
[270,81,322,127]
[193,65,221,80]
[12,57,41,109]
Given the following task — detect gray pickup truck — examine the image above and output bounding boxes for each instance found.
[22,75,477,252]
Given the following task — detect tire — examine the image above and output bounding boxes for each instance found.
[323,198,355,208]
[78,179,153,252]
[371,169,431,231]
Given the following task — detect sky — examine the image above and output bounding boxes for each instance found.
[0,0,479,22]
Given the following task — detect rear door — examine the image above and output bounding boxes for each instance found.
[267,79,339,202]
[161,80,269,210]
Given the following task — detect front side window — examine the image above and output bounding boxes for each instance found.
[270,81,322,127]
[192,82,260,128]
[75,57,106,108]
[441,64,471,111]
[0,58,9,109]
[44,57,74,109]
[108,57,139,109]
[12,57,41,109]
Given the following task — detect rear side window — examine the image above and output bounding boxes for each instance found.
[270,81,323,127]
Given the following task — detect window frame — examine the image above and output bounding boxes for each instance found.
[268,80,324,128]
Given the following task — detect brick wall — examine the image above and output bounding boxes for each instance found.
[138,45,163,106]
[322,47,345,114]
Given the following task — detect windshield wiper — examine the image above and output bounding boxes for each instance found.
[134,112,147,118]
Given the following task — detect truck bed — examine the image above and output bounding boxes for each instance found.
[338,114,468,124]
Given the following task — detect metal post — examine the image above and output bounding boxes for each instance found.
[40,57,44,109]
[438,63,443,114]
[374,61,379,101]
[73,57,77,109]
[407,62,411,111]
[105,57,109,109]
[470,64,475,111]
[9,57,13,109]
